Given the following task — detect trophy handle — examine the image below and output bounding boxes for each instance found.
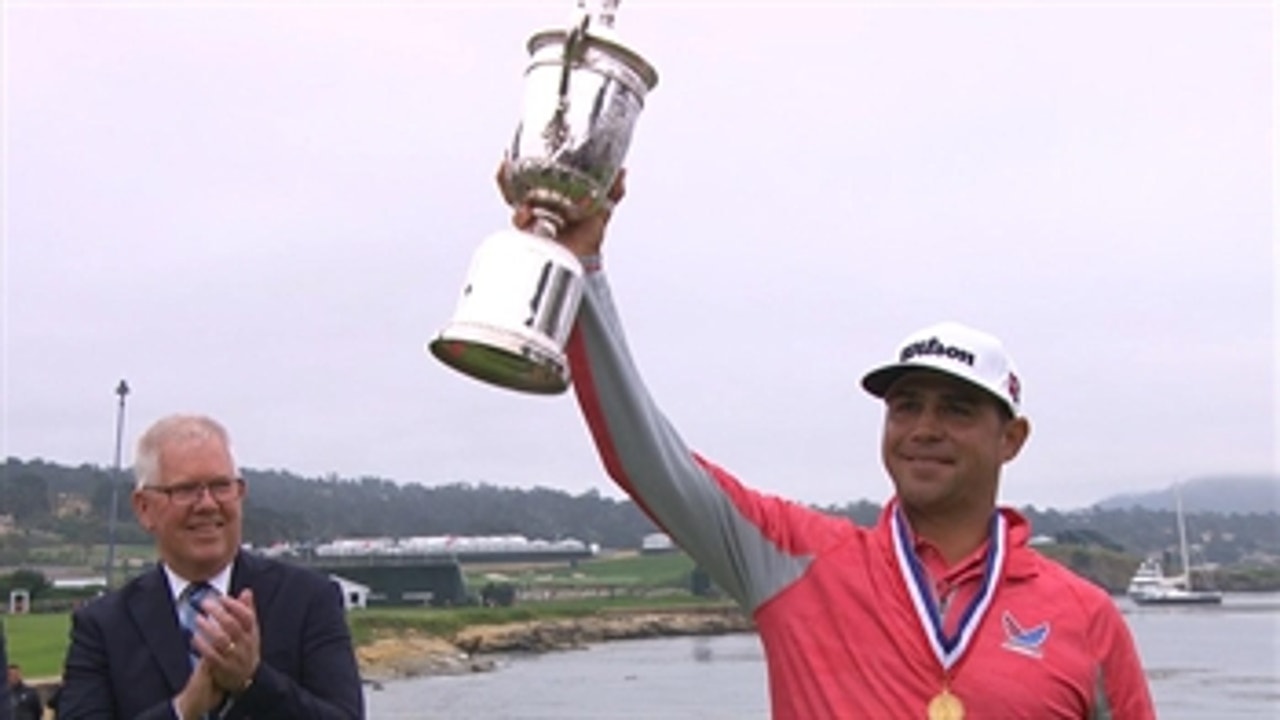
[544,13,591,154]
[576,0,619,30]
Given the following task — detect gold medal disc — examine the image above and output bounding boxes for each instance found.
[926,689,965,720]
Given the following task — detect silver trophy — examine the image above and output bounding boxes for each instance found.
[428,0,658,394]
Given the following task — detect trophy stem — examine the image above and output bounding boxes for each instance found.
[528,207,563,239]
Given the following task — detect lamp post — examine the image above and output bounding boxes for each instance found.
[105,379,130,589]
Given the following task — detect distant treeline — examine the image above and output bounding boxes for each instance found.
[2,458,1277,575]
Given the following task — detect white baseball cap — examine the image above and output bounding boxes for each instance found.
[861,321,1023,416]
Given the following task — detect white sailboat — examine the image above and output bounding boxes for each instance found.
[1127,484,1223,606]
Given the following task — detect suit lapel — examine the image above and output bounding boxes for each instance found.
[230,550,282,610]
[223,552,267,720]
[128,564,191,694]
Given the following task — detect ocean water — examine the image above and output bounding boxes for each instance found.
[1119,593,1280,718]
[366,593,1280,719]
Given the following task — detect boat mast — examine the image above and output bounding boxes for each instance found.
[1175,483,1192,586]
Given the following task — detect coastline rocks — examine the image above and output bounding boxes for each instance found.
[454,609,754,655]
[359,607,753,681]
[358,635,496,680]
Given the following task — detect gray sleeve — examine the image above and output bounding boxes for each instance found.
[568,270,823,612]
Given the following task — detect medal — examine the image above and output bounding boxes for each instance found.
[891,505,1006,718]
[927,689,965,720]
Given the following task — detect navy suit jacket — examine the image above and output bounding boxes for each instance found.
[0,629,12,720]
[58,552,365,719]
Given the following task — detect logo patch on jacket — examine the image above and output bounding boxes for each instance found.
[1001,611,1049,658]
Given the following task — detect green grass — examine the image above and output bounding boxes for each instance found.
[1,552,713,680]
[563,552,696,584]
[3,594,734,681]
[3,613,71,680]
[465,551,697,588]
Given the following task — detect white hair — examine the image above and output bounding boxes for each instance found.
[133,414,239,490]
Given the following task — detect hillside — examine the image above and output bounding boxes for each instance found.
[1093,474,1279,514]
[2,458,1278,587]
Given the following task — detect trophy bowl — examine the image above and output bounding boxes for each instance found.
[429,3,657,394]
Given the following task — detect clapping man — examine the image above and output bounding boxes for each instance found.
[58,414,364,719]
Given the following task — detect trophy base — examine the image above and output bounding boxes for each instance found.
[429,322,570,395]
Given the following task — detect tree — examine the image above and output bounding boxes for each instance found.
[0,472,52,518]
[0,568,53,599]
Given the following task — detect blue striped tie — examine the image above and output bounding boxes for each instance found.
[178,581,217,668]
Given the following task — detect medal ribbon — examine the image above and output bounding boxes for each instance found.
[891,506,1006,671]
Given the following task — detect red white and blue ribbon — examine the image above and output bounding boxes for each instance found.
[891,506,1007,671]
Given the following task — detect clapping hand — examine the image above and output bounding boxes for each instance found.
[193,588,262,697]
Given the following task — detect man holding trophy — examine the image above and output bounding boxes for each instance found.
[431,2,1155,718]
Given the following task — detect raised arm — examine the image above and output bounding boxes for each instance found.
[509,167,848,612]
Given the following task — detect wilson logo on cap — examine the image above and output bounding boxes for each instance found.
[899,337,976,367]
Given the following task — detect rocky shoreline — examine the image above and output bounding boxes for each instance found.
[357,606,754,682]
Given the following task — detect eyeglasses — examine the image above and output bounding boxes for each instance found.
[145,478,243,506]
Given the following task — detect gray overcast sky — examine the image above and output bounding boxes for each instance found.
[2,1,1275,512]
